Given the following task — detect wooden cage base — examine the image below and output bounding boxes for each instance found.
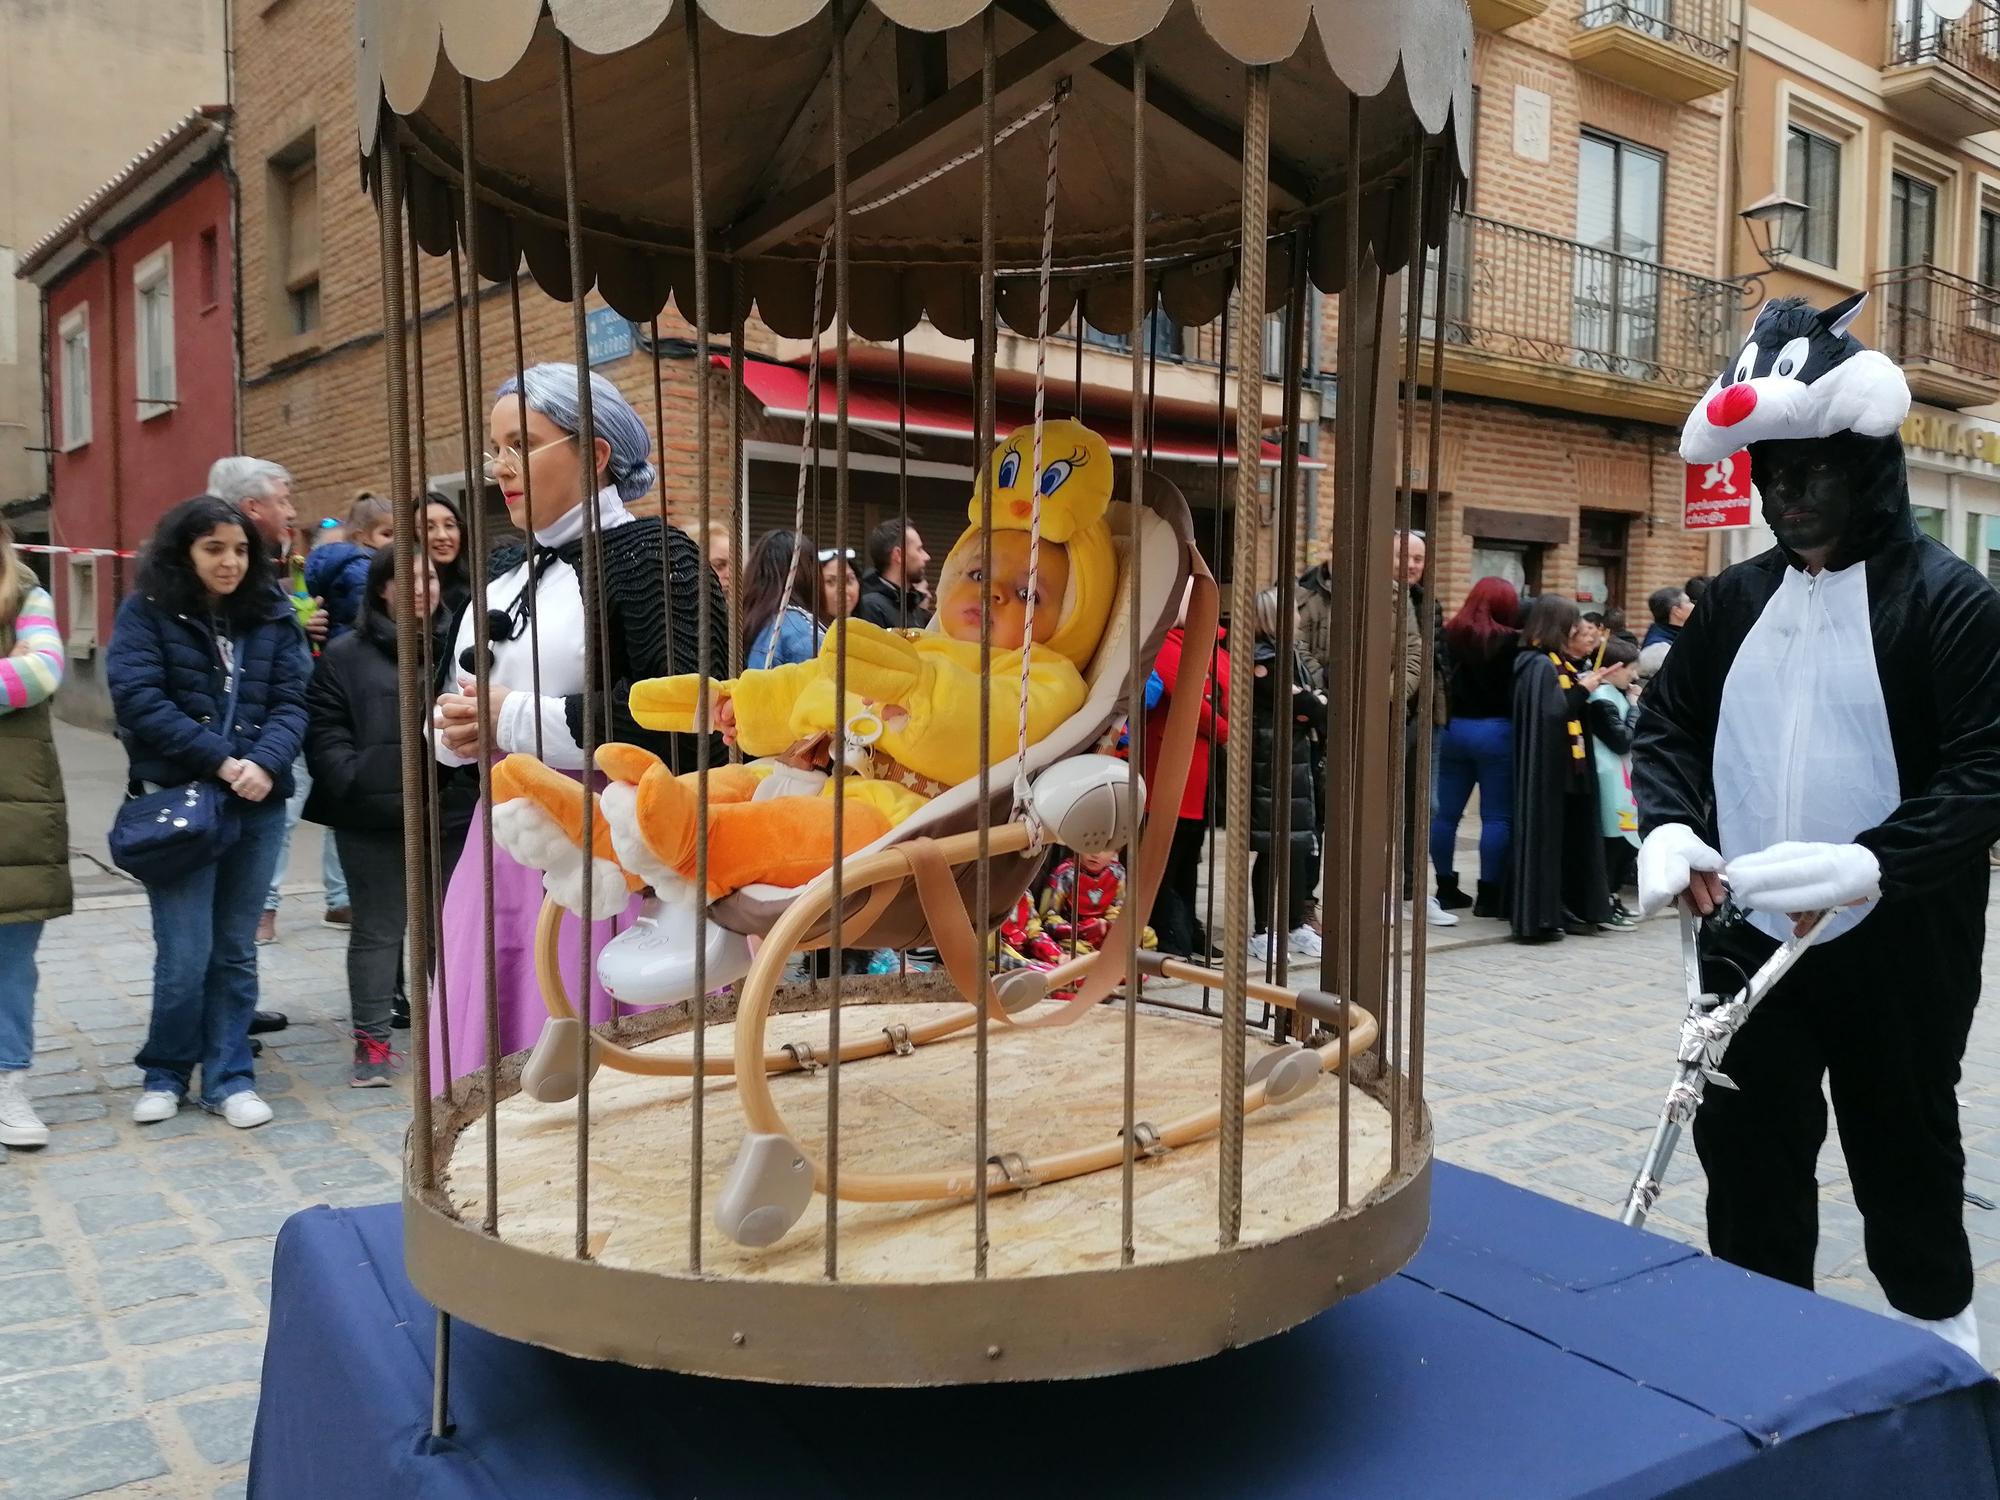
[444,998,1395,1285]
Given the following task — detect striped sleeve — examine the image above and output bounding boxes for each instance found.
[0,587,65,712]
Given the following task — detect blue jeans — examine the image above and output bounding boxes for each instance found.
[139,800,286,1105]
[267,753,347,912]
[1430,715,1513,886]
[0,921,44,1072]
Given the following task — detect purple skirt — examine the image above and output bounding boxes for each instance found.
[428,795,646,1096]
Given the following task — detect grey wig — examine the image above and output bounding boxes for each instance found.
[498,362,657,504]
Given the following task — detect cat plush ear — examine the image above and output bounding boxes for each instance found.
[1818,290,1868,339]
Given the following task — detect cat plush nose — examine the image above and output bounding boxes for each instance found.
[1706,384,1758,427]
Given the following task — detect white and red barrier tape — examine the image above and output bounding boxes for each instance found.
[15,544,137,559]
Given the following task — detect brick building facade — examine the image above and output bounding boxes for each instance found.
[232,0,760,544]
[1420,3,1738,620]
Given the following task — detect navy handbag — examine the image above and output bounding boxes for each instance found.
[109,676,243,885]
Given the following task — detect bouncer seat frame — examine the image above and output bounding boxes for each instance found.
[524,475,1381,1243]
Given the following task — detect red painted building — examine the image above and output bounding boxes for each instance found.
[16,107,235,728]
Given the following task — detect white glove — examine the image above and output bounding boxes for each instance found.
[1724,841,1880,915]
[1636,823,1725,916]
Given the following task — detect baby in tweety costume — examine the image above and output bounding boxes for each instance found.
[491,418,1118,911]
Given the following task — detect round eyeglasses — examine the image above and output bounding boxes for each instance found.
[481,433,577,478]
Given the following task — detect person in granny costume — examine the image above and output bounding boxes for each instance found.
[1634,290,2000,1361]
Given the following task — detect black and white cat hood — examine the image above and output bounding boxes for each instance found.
[1680,290,1910,467]
[1636,289,2000,949]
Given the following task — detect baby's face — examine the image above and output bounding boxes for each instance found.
[1079,851,1114,874]
[938,531,1069,650]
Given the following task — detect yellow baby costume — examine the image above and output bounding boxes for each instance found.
[494,419,1119,902]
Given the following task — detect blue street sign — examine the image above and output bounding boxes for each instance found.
[586,307,635,366]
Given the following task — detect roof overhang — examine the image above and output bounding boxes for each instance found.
[16,106,232,288]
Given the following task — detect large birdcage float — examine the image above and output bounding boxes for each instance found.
[359,0,1469,1394]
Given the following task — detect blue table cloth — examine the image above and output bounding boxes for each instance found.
[249,1163,2000,1499]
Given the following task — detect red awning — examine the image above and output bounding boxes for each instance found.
[723,357,1322,470]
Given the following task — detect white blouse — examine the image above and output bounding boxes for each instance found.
[433,487,635,772]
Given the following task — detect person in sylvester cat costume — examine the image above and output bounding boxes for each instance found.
[1633,290,2000,1361]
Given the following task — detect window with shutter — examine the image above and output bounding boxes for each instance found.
[268,131,322,343]
[134,245,175,417]
[58,307,90,450]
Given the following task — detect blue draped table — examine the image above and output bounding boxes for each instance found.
[249,1163,2000,1499]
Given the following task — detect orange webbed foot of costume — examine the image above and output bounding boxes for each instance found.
[635,764,892,899]
[595,743,663,787]
[490,753,640,920]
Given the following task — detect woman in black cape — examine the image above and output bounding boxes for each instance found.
[1510,594,1611,942]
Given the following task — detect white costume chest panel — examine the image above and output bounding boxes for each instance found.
[1713,564,1900,942]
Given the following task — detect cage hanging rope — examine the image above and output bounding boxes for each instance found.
[1012,81,1066,838]
[762,85,1069,670]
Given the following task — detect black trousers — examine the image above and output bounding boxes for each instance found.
[333,828,407,1043]
[1693,915,1977,1321]
[1253,843,1315,937]
[1155,817,1210,955]
[1603,836,1636,897]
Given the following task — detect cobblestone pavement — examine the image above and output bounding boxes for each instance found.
[4,814,1998,1495]
[0,890,402,1500]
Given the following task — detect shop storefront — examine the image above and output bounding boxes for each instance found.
[1900,406,2000,585]
[1720,404,2000,584]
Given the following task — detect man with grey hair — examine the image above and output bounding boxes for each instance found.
[208,457,297,554]
[207,456,347,960]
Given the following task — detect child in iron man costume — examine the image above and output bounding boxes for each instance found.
[1040,849,1147,951]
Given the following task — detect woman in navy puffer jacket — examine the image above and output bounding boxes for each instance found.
[106,496,309,1131]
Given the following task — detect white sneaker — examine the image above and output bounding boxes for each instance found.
[1248,932,1272,962]
[1427,895,1460,929]
[1289,926,1324,957]
[0,1072,49,1148]
[219,1092,274,1130]
[132,1090,180,1125]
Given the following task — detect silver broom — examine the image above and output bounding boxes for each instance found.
[1620,901,1835,1229]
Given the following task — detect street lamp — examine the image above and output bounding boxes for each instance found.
[1739,192,1807,281]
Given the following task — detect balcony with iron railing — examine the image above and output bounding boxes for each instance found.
[1569,0,1734,102]
[1415,212,1739,425]
[1883,2,2000,139]
[1470,0,1551,31]
[1873,263,2000,409]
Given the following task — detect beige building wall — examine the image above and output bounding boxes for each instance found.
[1730,1,2000,565]
[1739,6,2000,344]
[0,0,228,524]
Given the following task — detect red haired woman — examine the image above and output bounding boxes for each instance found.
[1429,576,1521,918]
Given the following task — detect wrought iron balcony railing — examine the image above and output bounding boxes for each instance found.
[1577,0,1731,67]
[1890,1,2000,91]
[1420,212,1738,393]
[1875,263,2000,387]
